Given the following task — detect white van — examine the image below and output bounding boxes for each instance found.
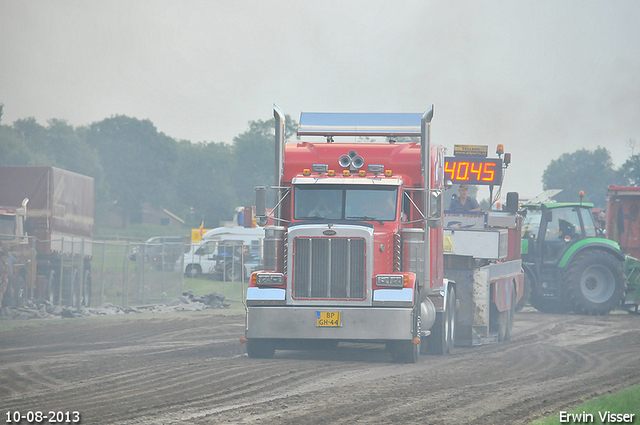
[179,227,264,279]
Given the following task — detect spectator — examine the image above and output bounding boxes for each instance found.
[449,185,481,212]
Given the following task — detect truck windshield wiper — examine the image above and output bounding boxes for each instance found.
[346,216,385,224]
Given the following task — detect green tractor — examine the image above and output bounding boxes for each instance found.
[520,200,626,314]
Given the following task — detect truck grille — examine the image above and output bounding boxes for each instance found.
[292,237,366,300]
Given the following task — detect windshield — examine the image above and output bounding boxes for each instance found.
[0,215,16,240]
[522,209,542,238]
[294,185,398,222]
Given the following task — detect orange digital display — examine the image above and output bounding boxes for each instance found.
[444,157,502,185]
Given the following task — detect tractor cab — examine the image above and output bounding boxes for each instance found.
[522,203,598,266]
[520,201,625,314]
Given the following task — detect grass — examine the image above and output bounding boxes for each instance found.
[531,385,640,424]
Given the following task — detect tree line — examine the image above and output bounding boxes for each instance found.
[0,102,636,228]
[0,106,297,230]
[542,145,639,208]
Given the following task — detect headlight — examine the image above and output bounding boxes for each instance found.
[376,274,405,288]
[256,273,284,286]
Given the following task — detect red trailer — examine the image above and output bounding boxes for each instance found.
[606,185,640,312]
[0,166,94,307]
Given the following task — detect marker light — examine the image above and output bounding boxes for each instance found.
[303,169,311,176]
[358,170,366,177]
[312,164,329,174]
[376,275,404,288]
[328,170,335,176]
[504,152,511,166]
[384,170,393,177]
[343,170,350,176]
[255,272,285,286]
[368,164,384,174]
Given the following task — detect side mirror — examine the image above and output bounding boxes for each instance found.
[427,189,442,229]
[254,186,268,227]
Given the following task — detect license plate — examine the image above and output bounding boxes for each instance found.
[316,311,341,327]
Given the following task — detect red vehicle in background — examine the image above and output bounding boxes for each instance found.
[606,185,640,312]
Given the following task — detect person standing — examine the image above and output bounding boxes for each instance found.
[449,184,482,211]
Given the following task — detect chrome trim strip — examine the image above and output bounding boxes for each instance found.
[292,177,401,185]
[246,287,286,301]
[373,288,413,302]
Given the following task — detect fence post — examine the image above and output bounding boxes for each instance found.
[101,241,106,305]
[58,237,64,307]
[80,238,85,308]
[124,242,130,308]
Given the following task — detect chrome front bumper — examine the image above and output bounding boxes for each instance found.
[246,306,414,341]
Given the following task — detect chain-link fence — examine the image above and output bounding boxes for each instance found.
[2,236,262,309]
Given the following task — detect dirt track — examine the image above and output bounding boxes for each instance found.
[1,308,639,425]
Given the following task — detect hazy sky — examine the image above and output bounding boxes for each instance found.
[1,1,639,200]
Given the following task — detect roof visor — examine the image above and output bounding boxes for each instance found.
[297,112,424,137]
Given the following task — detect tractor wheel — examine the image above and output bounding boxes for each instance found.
[246,339,276,359]
[566,250,625,315]
[530,294,569,314]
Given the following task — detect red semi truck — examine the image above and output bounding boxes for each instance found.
[243,106,524,362]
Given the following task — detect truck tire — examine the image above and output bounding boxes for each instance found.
[491,282,516,341]
[390,290,421,363]
[566,250,625,315]
[225,264,242,282]
[185,264,201,278]
[515,271,532,311]
[389,340,419,363]
[426,286,456,355]
[246,339,276,359]
[504,282,517,341]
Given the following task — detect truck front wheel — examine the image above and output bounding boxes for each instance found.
[566,250,625,315]
[426,286,456,355]
[246,338,276,358]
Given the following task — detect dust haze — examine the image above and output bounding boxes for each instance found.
[1,0,639,199]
